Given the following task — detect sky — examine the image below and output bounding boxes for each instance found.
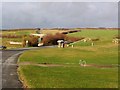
[1,2,118,29]
[1,0,119,2]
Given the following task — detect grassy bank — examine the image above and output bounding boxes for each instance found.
[12,29,118,88]
[18,65,118,88]
[18,35,118,88]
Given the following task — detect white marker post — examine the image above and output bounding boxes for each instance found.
[91,42,94,46]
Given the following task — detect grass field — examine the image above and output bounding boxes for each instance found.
[2,29,66,36]
[2,38,22,49]
[18,29,118,88]
[2,30,36,36]
[1,30,35,48]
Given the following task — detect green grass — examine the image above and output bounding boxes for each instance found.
[68,30,118,47]
[68,30,118,39]
[19,65,118,88]
[18,29,118,88]
[70,41,92,46]
[2,38,22,49]
[2,30,36,36]
[0,38,2,45]
[18,45,118,88]
[1,30,35,48]
[2,29,66,36]
[19,46,118,65]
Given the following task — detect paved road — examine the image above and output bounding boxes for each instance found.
[2,50,24,89]
[0,46,56,89]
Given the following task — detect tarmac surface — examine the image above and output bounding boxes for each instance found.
[2,50,24,89]
[0,46,56,89]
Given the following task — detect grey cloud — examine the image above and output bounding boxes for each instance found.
[2,2,118,29]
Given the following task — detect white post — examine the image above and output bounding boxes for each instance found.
[58,42,61,48]
[91,42,94,46]
[72,45,74,48]
[26,40,28,47]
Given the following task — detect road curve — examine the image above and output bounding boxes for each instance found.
[1,46,56,89]
[2,50,24,89]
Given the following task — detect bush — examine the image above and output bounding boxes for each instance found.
[68,30,78,33]
[42,33,66,45]
[66,36,82,42]
[91,38,100,41]
[28,36,39,46]
[42,33,81,46]
[61,32,68,34]
[22,35,39,47]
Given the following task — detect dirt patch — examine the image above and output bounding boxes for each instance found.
[18,62,64,67]
[18,62,119,69]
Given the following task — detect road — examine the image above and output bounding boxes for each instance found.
[2,50,24,89]
[0,46,56,89]
[1,47,39,89]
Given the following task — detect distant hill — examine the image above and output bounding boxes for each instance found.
[1,28,119,31]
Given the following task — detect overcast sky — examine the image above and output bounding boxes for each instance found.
[2,2,118,29]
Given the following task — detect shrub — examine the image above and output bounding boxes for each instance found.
[42,33,81,46]
[42,33,66,45]
[68,30,78,33]
[65,36,83,42]
[61,32,68,34]
[22,35,39,47]
[28,36,39,46]
[91,38,100,41]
